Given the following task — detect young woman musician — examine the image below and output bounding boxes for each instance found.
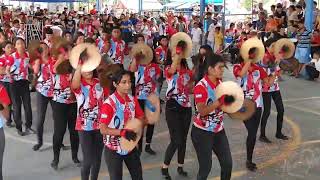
[100,69,145,180]
[192,53,233,180]
[71,62,106,180]
[129,48,161,155]
[161,50,193,179]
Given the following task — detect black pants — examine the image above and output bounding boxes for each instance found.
[36,92,52,144]
[305,65,320,80]
[260,91,285,136]
[243,108,262,162]
[163,99,192,165]
[191,127,232,180]
[104,148,143,180]
[137,100,154,152]
[0,82,12,124]
[10,80,32,131]
[51,101,79,162]
[79,130,104,180]
[229,47,239,64]
[0,128,4,180]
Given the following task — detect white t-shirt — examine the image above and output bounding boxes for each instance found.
[207,23,216,42]
[191,27,202,43]
[159,22,166,36]
[311,59,320,71]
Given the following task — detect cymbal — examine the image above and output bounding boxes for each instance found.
[119,118,143,152]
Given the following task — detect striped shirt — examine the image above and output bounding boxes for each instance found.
[297,30,312,48]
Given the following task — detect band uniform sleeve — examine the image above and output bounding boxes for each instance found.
[258,66,268,79]
[194,84,207,104]
[99,103,115,125]
[0,87,11,106]
[164,65,173,79]
[233,64,242,78]
[134,97,145,120]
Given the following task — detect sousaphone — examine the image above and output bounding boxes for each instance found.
[130,43,153,65]
[69,43,101,72]
[240,37,265,63]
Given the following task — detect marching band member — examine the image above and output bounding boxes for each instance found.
[129,45,161,155]
[0,41,14,128]
[71,62,106,180]
[100,69,145,180]
[155,35,169,102]
[161,51,193,179]
[8,38,34,136]
[108,26,126,66]
[32,42,54,151]
[0,85,11,180]
[192,53,233,180]
[233,55,271,171]
[259,39,288,143]
[50,40,79,170]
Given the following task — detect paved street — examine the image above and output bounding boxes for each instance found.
[2,64,320,180]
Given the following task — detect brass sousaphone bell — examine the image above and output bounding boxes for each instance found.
[240,38,265,63]
[169,32,193,59]
[69,43,102,72]
[216,81,256,121]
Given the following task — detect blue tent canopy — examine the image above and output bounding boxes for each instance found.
[10,0,88,1]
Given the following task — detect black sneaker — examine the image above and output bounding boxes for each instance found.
[259,136,272,143]
[145,145,156,155]
[161,168,171,180]
[51,160,58,170]
[6,122,14,128]
[17,130,25,136]
[73,158,81,167]
[177,167,188,177]
[246,161,257,172]
[276,134,289,140]
[25,128,36,135]
[33,143,42,151]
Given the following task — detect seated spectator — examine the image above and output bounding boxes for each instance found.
[288,5,299,22]
[311,29,320,55]
[301,51,320,80]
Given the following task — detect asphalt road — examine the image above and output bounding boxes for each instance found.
[2,64,320,180]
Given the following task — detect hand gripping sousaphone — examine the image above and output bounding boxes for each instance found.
[274,38,295,60]
[130,43,153,65]
[169,32,193,59]
[120,118,143,152]
[240,38,265,63]
[216,81,244,114]
[228,99,256,121]
[145,93,160,124]
[69,43,101,72]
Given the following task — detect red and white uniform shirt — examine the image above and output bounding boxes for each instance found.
[0,85,11,128]
[133,63,161,99]
[233,63,268,108]
[259,52,281,92]
[10,52,30,82]
[100,92,144,155]
[107,38,125,64]
[165,66,193,108]
[73,78,106,131]
[36,59,54,97]
[193,76,224,133]
[155,45,168,69]
[43,39,52,48]
[50,59,75,104]
[0,54,14,83]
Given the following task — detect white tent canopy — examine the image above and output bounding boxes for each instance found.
[176,2,198,9]
[124,0,163,10]
[163,2,186,8]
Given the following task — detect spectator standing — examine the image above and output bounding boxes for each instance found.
[191,22,202,56]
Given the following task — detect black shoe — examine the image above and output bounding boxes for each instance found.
[17,130,25,136]
[6,122,14,128]
[73,158,81,167]
[259,136,272,143]
[161,168,171,180]
[246,161,257,172]
[276,134,289,140]
[177,167,188,177]
[61,144,71,151]
[33,143,42,151]
[51,160,58,170]
[25,128,36,135]
[145,145,156,155]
